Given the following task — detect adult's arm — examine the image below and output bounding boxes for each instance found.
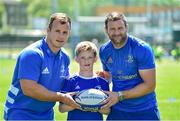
[102,68,156,109]
[20,79,80,109]
[123,68,156,99]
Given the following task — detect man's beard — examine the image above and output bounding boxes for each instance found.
[110,34,127,45]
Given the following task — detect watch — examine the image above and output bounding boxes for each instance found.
[117,91,125,101]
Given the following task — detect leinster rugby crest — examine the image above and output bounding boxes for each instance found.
[127,55,134,63]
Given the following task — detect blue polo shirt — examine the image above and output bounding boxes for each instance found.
[4,37,70,120]
[62,74,109,121]
[99,35,158,112]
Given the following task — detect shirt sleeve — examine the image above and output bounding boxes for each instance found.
[135,44,156,70]
[18,49,42,82]
[99,47,109,72]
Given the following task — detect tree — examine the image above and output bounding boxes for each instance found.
[0,1,5,28]
[22,0,51,17]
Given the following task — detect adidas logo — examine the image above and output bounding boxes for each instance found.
[75,85,80,90]
[107,56,113,63]
[42,67,49,74]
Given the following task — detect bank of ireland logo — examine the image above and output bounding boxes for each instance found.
[107,56,113,64]
[117,70,122,74]
[127,55,134,63]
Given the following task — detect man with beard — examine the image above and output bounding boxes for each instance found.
[99,12,160,120]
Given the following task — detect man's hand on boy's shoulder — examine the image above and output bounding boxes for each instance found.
[96,71,111,82]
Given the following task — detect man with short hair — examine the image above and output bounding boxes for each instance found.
[99,12,160,120]
[4,13,80,120]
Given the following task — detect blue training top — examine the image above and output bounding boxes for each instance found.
[99,35,158,112]
[4,37,70,120]
[62,74,109,121]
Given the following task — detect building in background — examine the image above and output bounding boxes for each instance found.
[0,0,180,58]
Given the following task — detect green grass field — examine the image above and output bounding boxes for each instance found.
[0,58,180,120]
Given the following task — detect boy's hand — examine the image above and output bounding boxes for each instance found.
[99,108,111,115]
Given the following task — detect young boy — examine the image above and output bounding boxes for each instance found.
[59,41,110,120]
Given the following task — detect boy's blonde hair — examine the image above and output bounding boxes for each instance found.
[75,41,98,57]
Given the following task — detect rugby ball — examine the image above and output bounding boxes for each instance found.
[74,89,108,111]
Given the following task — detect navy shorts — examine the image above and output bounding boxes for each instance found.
[107,107,160,120]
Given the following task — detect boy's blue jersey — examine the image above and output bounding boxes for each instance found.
[4,37,70,120]
[99,35,157,112]
[62,74,109,120]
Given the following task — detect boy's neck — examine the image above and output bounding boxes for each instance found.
[79,71,94,77]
